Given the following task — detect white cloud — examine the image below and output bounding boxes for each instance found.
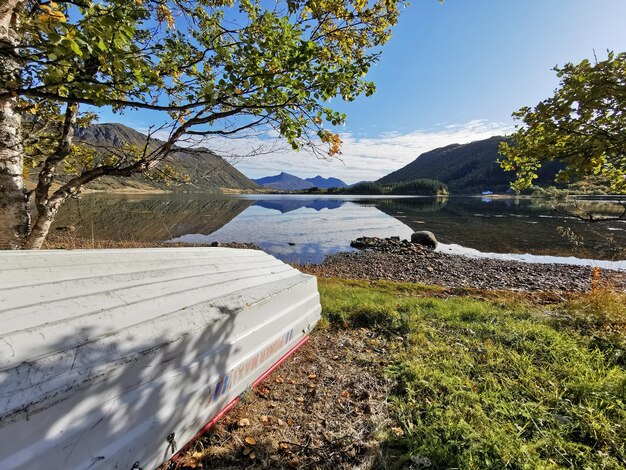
[150,119,513,185]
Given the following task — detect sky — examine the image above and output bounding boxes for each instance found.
[100,0,626,184]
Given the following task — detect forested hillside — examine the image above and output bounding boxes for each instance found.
[378,136,562,193]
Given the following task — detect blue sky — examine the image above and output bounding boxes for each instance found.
[101,0,626,183]
[336,0,626,134]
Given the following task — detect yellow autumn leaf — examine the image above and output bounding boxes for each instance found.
[38,4,67,23]
[183,457,202,468]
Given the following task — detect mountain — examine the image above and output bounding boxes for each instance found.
[75,123,260,192]
[377,136,562,194]
[252,172,314,190]
[304,175,348,189]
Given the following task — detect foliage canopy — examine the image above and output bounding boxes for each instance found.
[1,0,404,248]
[500,52,626,193]
[336,178,447,195]
[17,0,402,155]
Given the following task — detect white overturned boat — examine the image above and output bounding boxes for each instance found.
[0,248,321,469]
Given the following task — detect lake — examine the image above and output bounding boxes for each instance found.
[53,194,626,267]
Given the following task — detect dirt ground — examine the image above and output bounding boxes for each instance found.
[164,329,399,470]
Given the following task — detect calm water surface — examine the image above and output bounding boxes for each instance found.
[54,194,626,267]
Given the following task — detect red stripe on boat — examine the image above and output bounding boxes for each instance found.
[170,334,310,463]
[253,335,309,387]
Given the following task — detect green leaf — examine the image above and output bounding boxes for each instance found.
[66,39,82,57]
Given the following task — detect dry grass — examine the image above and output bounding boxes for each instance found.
[167,329,398,470]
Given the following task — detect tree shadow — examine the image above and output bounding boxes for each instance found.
[0,277,244,469]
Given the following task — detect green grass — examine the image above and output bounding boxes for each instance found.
[318,279,626,469]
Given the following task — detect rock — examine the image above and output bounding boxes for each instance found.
[350,238,368,249]
[55,226,76,232]
[350,236,429,255]
[312,243,626,293]
[210,241,221,247]
[411,231,438,249]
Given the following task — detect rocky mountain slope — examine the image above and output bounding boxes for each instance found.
[378,136,562,193]
[75,123,260,192]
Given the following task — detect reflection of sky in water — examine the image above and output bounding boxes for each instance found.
[437,244,626,272]
[172,202,413,264]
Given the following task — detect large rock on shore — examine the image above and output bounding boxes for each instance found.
[411,231,438,249]
[350,236,425,254]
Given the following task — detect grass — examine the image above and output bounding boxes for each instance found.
[318,279,626,469]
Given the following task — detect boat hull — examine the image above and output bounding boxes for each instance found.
[0,248,321,469]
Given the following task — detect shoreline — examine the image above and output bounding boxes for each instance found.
[302,237,626,293]
[43,233,626,293]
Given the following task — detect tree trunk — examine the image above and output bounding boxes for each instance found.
[22,103,80,249]
[0,0,28,249]
[25,203,61,250]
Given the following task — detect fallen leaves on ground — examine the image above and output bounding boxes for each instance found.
[167,329,397,469]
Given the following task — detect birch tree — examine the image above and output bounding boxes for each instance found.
[0,0,402,248]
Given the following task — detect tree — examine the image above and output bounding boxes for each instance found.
[500,52,626,195]
[0,0,403,249]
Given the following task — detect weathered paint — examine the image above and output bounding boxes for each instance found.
[0,247,321,469]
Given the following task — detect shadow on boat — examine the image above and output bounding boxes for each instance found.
[1,306,240,469]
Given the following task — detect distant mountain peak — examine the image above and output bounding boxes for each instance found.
[304,175,348,189]
[252,173,348,190]
[253,173,314,190]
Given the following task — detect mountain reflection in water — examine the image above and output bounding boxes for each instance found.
[53,194,626,264]
[53,195,254,241]
[253,198,344,213]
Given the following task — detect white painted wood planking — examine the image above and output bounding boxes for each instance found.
[0,247,321,469]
